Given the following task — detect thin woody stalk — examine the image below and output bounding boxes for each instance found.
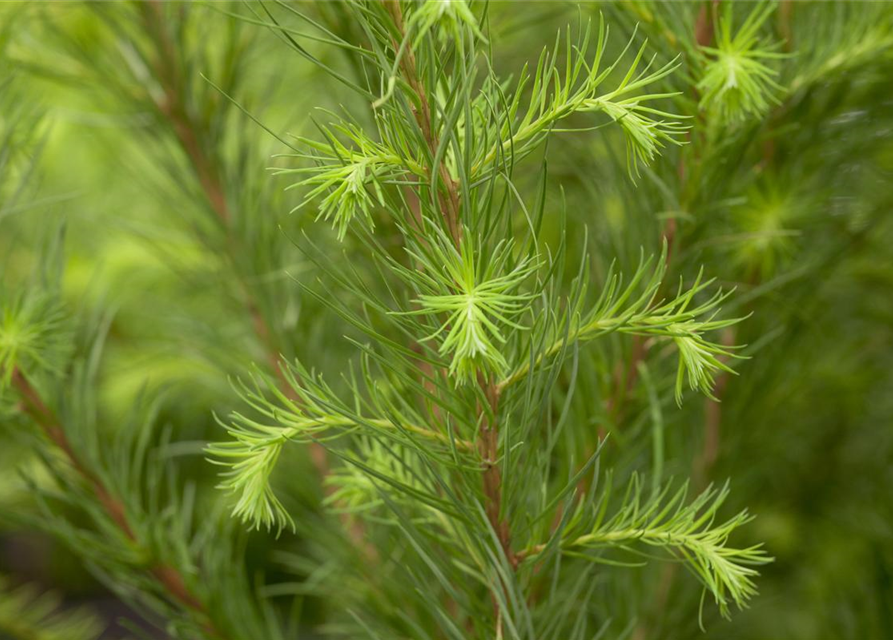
[137,2,336,484]
[627,10,717,638]
[382,0,516,571]
[141,0,230,225]
[135,2,397,565]
[382,0,462,245]
[479,375,516,568]
[10,368,221,634]
[137,3,392,558]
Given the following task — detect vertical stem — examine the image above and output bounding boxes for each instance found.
[142,0,229,226]
[696,327,736,486]
[694,1,717,50]
[381,0,516,588]
[137,4,394,559]
[609,0,713,426]
[607,218,676,425]
[479,377,517,568]
[629,8,717,636]
[382,0,462,245]
[778,0,794,52]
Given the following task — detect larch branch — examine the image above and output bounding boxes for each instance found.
[11,368,216,629]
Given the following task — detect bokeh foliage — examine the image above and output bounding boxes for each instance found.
[1,2,892,639]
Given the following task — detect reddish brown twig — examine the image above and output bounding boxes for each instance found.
[382,0,462,245]
[478,377,517,569]
[11,368,216,628]
[143,5,387,558]
[606,216,677,427]
[381,0,517,610]
[142,0,229,226]
[607,0,716,429]
[694,1,718,50]
[696,327,736,486]
[778,0,794,52]
[629,8,727,636]
[138,1,336,486]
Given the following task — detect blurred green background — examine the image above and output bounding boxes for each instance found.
[1,2,892,639]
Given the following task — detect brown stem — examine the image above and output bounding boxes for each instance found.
[778,0,794,52]
[606,216,677,425]
[479,378,517,569]
[382,0,462,245]
[629,327,735,638]
[381,2,516,614]
[632,11,734,640]
[142,0,229,226]
[137,2,338,487]
[139,0,380,566]
[695,326,736,487]
[11,368,216,626]
[695,0,719,47]
[605,334,648,428]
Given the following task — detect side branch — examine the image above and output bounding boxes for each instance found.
[139,1,336,486]
[498,270,740,397]
[141,0,230,225]
[10,368,215,627]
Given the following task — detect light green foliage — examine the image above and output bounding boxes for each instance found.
[0,576,103,640]
[0,233,71,401]
[2,2,893,639]
[731,183,802,279]
[408,0,487,44]
[671,323,737,404]
[403,230,537,383]
[323,437,427,512]
[697,3,784,123]
[501,247,743,404]
[211,412,296,532]
[0,287,69,392]
[207,2,761,627]
[208,358,476,533]
[474,18,687,178]
[277,120,413,240]
[583,95,687,177]
[522,480,769,620]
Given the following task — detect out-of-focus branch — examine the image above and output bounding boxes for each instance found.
[141,0,230,226]
[137,1,335,483]
[11,368,218,632]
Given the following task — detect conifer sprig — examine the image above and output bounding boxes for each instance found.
[208,362,475,532]
[474,18,688,178]
[1,11,302,637]
[0,230,70,394]
[518,480,770,620]
[406,0,486,46]
[2,1,812,635]
[697,3,785,124]
[207,4,763,627]
[7,363,229,637]
[6,0,893,636]
[0,577,103,640]
[395,228,538,384]
[501,246,744,405]
[275,119,424,240]
[322,438,428,513]
[0,292,70,392]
